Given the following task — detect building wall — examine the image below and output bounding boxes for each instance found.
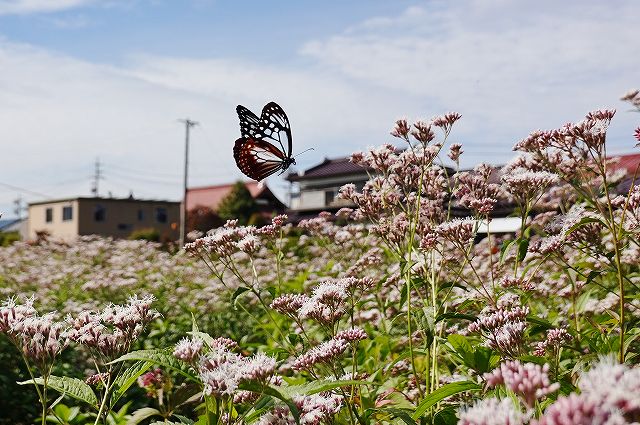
[291,174,369,211]
[28,200,79,239]
[77,200,180,240]
[28,199,180,241]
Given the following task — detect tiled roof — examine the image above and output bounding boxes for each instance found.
[186,181,282,211]
[286,157,369,181]
[610,153,640,176]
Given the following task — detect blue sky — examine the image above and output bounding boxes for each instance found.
[0,0,639,217]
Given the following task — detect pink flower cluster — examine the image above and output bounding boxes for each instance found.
[484,360,559,407]
[197,344,277,397]
[533,358,640,424]
[184,215,288,258]
[293,327,367,371]
[467,304,529,357]
[458,398,526,425]
[66,294,159,360]
[455,164,502,215]
[534,328,572,356]
[173,337,204,363]
[0,297,68,367]
[257,393,342,425]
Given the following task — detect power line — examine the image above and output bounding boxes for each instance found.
[0,182,49,198]
[105,169,182,185]
[91,157,103,196]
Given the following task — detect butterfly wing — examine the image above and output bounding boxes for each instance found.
[233,102,294,181]
[257,102,293,158]
[233,137,287,181]
[236,105,261,139]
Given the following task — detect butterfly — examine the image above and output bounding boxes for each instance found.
[233,102,296,181]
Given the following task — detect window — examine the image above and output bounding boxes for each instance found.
[325,190,335,206]
[156,207,167,223]
[45,208,53,223]
[117,223,132,231]
[62,206,73,221]
[137,209,144,221]
[94,205,106,222]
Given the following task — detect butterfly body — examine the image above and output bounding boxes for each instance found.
[233,102,295,181]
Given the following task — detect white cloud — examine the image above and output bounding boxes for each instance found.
[0,0,93,15]
[301,0,640,157]
[1,1,639,216]
[0,40,415,214]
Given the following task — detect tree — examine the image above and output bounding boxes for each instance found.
[187,205,223,233]
[217,181,258,225]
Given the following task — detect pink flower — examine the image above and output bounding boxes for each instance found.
[173,337,204,363]
[458,398,525,425]
[532,393,625,425]
[335,327,368,343]
[391,119,410,139]
[270,294,309,317]
[484,361,559,407]
[448,143,463,161]
[293,337,349,371]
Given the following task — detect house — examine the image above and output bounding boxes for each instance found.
[285,156,371,218]
[0,217,28,240]
[186,181,286,216]
[27,197,180,240]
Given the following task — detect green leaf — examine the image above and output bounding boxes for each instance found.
[436,312,476,323]
[500,239,515,263]
[173,414,195,424]
[191,312,200,333]
[379,408,418,425]
[109,349,198,381]
[517,238,529,262]
[129,407,161,425]
[231,287,251,309]
[565,216,603,235]
[188,330,217,348]
[111,361,153,407]
[433,407,458,425]
[412,381,482,420]
[18,375,98,407]
[277,379,372,398]
[288,333,300,346]
[237,381,300,425]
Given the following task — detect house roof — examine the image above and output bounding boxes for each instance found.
[610,153,640,176]
[186,181,283,211]
[286,157,370,182]
[28,196,179,207]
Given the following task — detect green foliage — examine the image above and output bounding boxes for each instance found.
[18,375,99,407]
[217,181,258,225]
[128,227,160,242]
[0,231,20,246]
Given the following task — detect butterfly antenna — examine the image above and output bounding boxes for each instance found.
[294,147,315,158]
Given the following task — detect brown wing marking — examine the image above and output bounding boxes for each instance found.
[233,137,285,181]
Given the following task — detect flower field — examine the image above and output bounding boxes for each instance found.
[2,100,640,425]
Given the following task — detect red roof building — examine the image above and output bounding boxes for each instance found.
[186,182,285,213]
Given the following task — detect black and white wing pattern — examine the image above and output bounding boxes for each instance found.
[233,102,295,181]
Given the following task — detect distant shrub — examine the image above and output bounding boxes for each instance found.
[217,181,258,224]
[128,227,160,242]
[0,231,20,246]
[187,205,223,233]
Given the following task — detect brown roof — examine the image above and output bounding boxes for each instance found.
[186,181,284,211]
[286,157,369,182]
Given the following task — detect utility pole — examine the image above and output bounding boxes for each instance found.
[91,157,103,197]
[13,195,23,218]
[178,118,198,248]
